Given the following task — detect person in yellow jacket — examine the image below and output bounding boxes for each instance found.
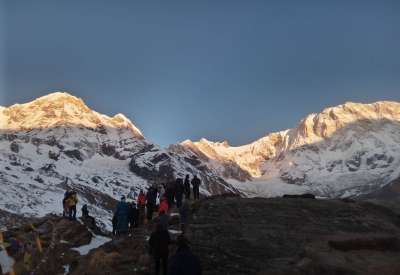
[66,191,78,220]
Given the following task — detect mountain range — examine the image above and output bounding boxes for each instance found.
[1,92,399,229]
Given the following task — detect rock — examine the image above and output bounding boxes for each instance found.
[91,176,103,184]
[9,161,21,166]
[188,197,400,275]
[64,150,83,161]
[10,142,19,153]
[4,197,400,275]
[48,150,60,161]
[283,193,315,199]
[328,235,400,251]
[1,216,95,275]
[34,176,44,183]
[101,144,116,156]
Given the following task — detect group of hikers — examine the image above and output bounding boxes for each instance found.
[112,174,202,275]
[112,175,202,236]
[59,174,202,275]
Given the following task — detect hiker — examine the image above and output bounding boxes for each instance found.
[128,202,139,231]
[175,178,184,208]
[158,210,169,231]
[81,204,96,228]
[191,175,201,200]
[158,184,166,203]
[168,235,202,275]
[147,186,158,222]
[179,199,190,234]
[82,204,89,217]
[159,196,169,215]
[165,180,176,208]
[149,223,171,275]
[137,190,147,225]
[7,237,23,256]
[114,196,130,236]
[62,190,71,217]
[66,191,78,220]
[184,175,191,200]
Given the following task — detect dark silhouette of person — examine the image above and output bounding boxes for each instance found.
[175,178,184,208]
[149,223,171,275]
[158,210,169,231]
[147,186,158,222]
[184,175,191,199]
[81,204,89,217]
[137,190,147,225]
[81,204,96,228]
[191,176,201,200]
[165,180,176,208]
[114,196,130,235]
[62,190,71,217]
[128,202,139,232]
[168,235,202,275]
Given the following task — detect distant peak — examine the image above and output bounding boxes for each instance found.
[33,91,83,102]
[39,91,75,98]
[199,138,211,144]
[181,139,194,145]
[196,138,230,147]
[1,91,144,138]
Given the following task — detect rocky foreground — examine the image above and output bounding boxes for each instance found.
[2,196,400,275]
[189,196,400,275]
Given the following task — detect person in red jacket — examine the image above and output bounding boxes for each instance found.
[159,196,169,215]
[137,190,146,225]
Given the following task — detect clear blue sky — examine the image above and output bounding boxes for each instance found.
[1,0,399,146]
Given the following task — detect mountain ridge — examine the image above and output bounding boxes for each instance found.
[1,92,400,229]
[0,92,238,229]
[182,100,400,177]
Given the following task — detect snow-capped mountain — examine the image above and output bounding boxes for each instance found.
[182,101,400,198]
[0,92,237,229]
[1,92,399,229]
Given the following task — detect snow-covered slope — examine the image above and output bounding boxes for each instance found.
[183,101,400,198]
[0,92,237,229]
[1,93,399,229]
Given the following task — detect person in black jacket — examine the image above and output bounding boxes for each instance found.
[149,223,171,275]
[165,180,176,208]
[184,175,191,200]
[168,235,202,275]
[191,175,201,200]
[128,202,139,232]
[147,186,158,222]
[175,178,184,208]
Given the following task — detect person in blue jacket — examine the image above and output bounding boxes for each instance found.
[114,196,130,236]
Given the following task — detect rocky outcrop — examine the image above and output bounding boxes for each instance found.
[188,197,400,275]
[129,150,241,195]
[64,149,83,161]
[1,215,105,275]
